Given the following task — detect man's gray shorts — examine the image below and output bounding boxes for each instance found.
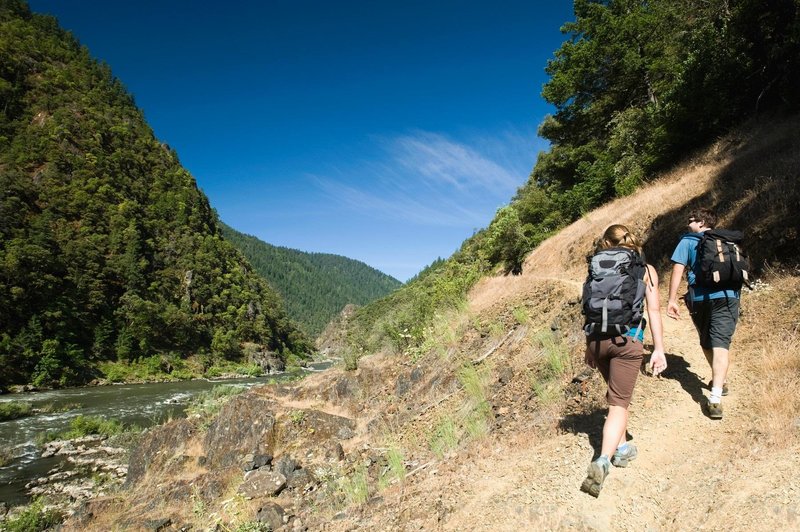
[689,297,740,350]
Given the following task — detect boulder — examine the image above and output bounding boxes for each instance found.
[286,468,316,492]
[242,452,273,472]
[256,502,285,530]
[238,470,286,498]
[273,455,298,478]
[204,395,276,469]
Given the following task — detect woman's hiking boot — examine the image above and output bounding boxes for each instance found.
[580,457,610,498]
[707,380,729,396]
[706,400,723,420]
[611,443,638,467]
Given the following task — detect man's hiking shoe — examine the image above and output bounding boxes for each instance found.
[612,443,638,467]
[707,380,729,396]
[706,401,723,420]
[580,458,610,498]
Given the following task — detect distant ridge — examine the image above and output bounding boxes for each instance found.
[220,223,402,338]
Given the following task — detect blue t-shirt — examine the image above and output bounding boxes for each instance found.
[671,232,740,301]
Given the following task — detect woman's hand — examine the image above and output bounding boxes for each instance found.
[649,350,667,377]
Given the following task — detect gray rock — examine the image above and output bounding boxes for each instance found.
[498,366,514,385]
[238,470,286,498]
[337,426,356,440]
[126,419,194,486]
[256,502,284,530]
[203,395,276,469]
[323,441,345,462]
[273,455,298,478]
[242,452,268,472]
[395,375,411,396]
[143,518,172,531]
[286,468,316,491]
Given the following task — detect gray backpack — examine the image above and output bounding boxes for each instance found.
[582,248,646,337]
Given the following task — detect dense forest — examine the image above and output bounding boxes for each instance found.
[0,0,313,387]
[220,223,401,338]
[342,0,800,359]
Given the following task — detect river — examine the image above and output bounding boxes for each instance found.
[0,362,331,507]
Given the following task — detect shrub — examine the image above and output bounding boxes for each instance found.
[186,384,247,427]
[429,416,459,459]
[0,447,13,467]
[2,497,63,531]
[339,466,370,505]
[38,414,128,444]
[0,400,33,421]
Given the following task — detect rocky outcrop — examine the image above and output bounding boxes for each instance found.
[204,394,277,469]
[126,419,194,486]
[251,350,286,374]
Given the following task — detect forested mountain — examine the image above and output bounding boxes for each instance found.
[339,0,800,361]
[0,0,312,387]
[220,223,401,338]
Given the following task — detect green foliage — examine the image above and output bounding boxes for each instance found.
[1,496,63,532]
[458,363,492,440]
[428,415,459,459]
[0,447,12,467]
[0,400,32,421]
[534,329,569,378]
[0,5,313,386]
[519,0,800,225]
[99,353,196,382]
[383,446,406,485]
[339,465,370,506]
[220,223,402,338]
[529,329,570,406]
[346,252,484,360]
[38,414,129,444]
[185,384,247,427]
[512,306,530,325]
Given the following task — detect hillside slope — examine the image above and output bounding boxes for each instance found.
[57,117,800,530]
[220,223,402,338]
[0,3,311,386]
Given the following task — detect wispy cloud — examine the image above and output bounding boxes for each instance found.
[315,128,536,228]
[391,132,521,192]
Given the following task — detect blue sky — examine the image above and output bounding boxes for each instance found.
[28,1,574,282]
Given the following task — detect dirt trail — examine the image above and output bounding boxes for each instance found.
[387,284,796,532]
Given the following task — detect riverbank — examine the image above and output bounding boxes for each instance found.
[0,362,334,515]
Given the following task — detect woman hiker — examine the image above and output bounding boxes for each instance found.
[580,224,667,497]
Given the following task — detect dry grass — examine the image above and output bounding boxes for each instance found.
[752,332,800,445]
[735,273,800,447]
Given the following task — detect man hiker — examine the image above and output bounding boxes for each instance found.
[667,207,743,420]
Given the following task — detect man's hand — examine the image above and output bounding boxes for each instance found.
[666,299,681,320]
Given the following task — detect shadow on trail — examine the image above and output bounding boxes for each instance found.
[660,352,707,405]
[559,409,607,460]
[560,351,708,459]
